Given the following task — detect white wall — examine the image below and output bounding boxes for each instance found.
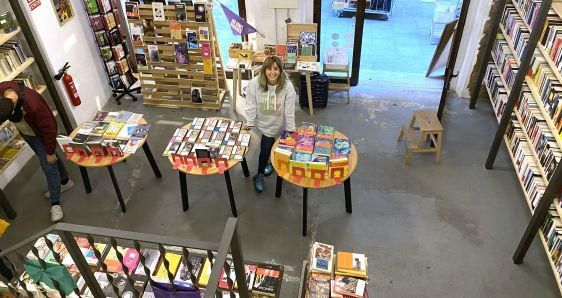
[245,0,312,48]
[17,0,112,125]
[451,0,493,98]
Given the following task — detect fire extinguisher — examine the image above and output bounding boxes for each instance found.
[54,62,81,106]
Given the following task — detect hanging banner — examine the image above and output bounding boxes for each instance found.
[27,0,42,11]
[220,3,262,37]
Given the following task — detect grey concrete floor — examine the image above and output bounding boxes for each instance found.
[0,80,559,297]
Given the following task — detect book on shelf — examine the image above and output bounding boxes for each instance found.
[0,11,16,34]
[130,27,144,47]
[170,21,182,39]
[103,12,117,30]
[152,2,165,21]
[85,0,100,15]
[173,254,205,287]
[175,3,187,22]
[125,1,139,18]
[194,3,206,22]
[134,248,161,276]
[89,15,105,31]
[187,30,198,48]
[109,28,121,46]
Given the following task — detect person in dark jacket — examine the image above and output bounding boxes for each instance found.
[0,81,73,221]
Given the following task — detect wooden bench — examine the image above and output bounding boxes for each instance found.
[397,109,443,164]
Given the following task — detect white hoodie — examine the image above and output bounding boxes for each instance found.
[245,76,296,137]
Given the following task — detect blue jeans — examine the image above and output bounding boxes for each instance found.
[21,134,68,204]
[258,134,276,174]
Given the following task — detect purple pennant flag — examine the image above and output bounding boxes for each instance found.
[220,3,260,36]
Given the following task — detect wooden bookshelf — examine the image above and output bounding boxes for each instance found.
[36,84,46,94]
[498,24,522,64]
[485,71,562,296]
[523,77,562,151]
[0,27,20,47]
[3,57,35,81]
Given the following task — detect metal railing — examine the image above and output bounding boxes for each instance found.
[0,217,248,298]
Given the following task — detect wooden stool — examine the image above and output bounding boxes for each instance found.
[397,109,443,164]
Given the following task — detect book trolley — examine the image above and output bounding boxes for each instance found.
[63,116,161,213]
[470,0,562,294]
[166,117,251,217]
[129,1,228,109]
[271,128,358,236]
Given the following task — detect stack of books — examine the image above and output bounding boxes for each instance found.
[58,110,147,157]
[305,242,369,298]
[163,118,251,161]
[273,122,351,179]
[0,40,28,78]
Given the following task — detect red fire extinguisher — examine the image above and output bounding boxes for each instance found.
[54,62,81,106]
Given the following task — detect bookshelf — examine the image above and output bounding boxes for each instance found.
[472,0,562,294]
[0,27,20,45]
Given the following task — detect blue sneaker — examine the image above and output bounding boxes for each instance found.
[264,163,273,177]
[253,173,265,192]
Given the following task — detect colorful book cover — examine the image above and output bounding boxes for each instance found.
[103,122,124,139]
[154,253,182,281]
[198,258,212,286]
[170,22,182,39]
[203,58,213,74]
[27,234,61,264]
[201,43,211,58]
[310,242,334,274]
[296,135,315,153]
[163,141,182,156]
[333,275,366,297]
[229,121,243,133]
[308,155,329,177]
[175,44,189,64]
[332,138,351,156]
[173,254,205,287]
[314,137,333,156]
[220,145,234,159]
[293,151,312,162]
[280,131,297,146]
[317,125,335,139]
[226,132,238,146]
[187,30,198,49]
[171,128,188,142]
[103,247,124,273]
[132,124,152,138]
[119,248,141,274]
[191,117,205,130]
[179,142,194,156]
[218,120,230,131]
[130,26,144,47]
[198,27,209,41]
[253,264,281,295]
[298,122,317,135]
[237,133,251,147]
[186,129,200,143]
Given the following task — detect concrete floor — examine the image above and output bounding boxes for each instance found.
[0,79,559,297]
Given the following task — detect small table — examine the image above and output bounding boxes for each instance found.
[68,118,162,212]
[167,117,250,217]
[271,131,358,236]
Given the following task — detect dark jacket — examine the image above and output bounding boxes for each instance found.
[0,81,58,155]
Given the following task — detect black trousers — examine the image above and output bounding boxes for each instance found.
[258,134,276,174]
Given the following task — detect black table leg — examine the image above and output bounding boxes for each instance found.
[275,175,283,198]
[344,177,352,213]
[142,142,162,178]
[303,188,308,237]
[224,170,238,217]
[241,157,250,177]
[107,165,126,213]
[179,172,189,211]
[0,189,16,220]
[79,166,92,193]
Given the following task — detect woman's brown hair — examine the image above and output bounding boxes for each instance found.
[259,56,286,94]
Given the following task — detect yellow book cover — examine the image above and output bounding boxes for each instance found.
[155,253,182,279]
[0,147,19,160]
[289,159,307,176]
[203,58,213,74]
[170,22,182,39]
[274,147,291,173]
[198,258,212,286]
[103,122,124,139]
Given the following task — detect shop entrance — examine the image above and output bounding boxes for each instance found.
[319,0,459,94]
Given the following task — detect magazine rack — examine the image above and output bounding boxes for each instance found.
[130,2,227,109]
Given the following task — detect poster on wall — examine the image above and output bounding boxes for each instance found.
[27,0,42,11]
[50,0,74,26]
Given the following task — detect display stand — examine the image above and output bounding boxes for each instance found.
[271,130,358,236]
[323,48,350,103]
[167,118,250,217]
[226,62,260,113]
[66,118,162,213]
[79,0,139,105]
[131,2,227,109]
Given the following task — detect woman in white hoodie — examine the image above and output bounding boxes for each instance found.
[245,56,296,192]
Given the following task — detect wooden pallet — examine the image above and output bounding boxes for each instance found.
[135,3,227,109]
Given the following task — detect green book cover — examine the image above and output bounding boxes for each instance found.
[85,0,100,15]
[0,11,16,33]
